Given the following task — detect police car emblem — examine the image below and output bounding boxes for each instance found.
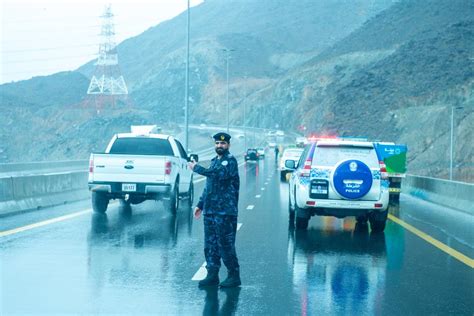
[221,160,228,166]
[349,161,358,172]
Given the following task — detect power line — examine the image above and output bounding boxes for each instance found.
[2,44,100,54]
[3,54,96,65]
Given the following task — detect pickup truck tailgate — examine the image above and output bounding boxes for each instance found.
[90,154,167,183]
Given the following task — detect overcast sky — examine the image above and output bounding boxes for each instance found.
[1,0,203,84]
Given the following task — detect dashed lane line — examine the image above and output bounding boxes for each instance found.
[255,195,261,198]
[192,223,243,281]
[246,205,255,210]
[388,214,474,268]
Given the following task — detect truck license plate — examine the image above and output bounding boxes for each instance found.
[122,183,136,192]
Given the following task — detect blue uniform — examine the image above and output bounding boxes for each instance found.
[195,153,239,215]
[193,152,240,273]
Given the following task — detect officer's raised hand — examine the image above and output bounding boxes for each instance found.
[188,161,197,170]
[194,206,202,219]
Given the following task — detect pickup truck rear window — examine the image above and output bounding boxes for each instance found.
[109,137,174,156]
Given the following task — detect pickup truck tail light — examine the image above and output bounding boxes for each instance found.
[379,161,388,179]
[89,156,94,173]
[165,161,172,175]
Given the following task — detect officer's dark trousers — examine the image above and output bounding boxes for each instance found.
[203,214,240,273]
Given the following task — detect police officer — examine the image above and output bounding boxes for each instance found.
[188,132,241,288]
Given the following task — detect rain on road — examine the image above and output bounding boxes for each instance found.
[1,155,473,315]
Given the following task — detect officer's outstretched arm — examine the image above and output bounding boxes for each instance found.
[193,158,237,180]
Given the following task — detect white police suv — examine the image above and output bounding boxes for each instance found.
[286,139,389,232]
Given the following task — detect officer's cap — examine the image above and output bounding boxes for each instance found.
[213,132,231,143]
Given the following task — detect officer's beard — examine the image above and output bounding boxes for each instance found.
[215,147,229,156]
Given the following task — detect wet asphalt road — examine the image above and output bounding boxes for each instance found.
[1,154,473,315]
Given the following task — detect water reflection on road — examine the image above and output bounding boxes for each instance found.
[288,217,387,315]
[87,203,194,296]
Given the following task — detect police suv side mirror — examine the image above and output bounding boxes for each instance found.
[189,154,199,162]
[285,160,296,170]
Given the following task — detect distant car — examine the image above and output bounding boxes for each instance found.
[276,130,285,136]
[268,142,277,148]
[296,137,307,147]
[244,148,259,161]
[257,147,265,158]
[287,140,389,231]
[279,148,304,181]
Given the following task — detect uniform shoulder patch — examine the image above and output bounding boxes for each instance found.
[221,160,229,166]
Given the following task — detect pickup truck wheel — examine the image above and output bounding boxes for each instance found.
[92,192,109,213]
[167,183,179,214]
[187,181,194,207]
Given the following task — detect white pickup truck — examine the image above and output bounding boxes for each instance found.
[88,130,198,214]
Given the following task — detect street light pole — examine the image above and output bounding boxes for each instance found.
[184,0,190,151]
[449,106,463,180]
[449,106,454,180]
[226,52,229,133]
[244,91,247,150]
[222,48,235,133]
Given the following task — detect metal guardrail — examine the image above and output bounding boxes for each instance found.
[403,174,473,215]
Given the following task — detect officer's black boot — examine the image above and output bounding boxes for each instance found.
[219,270,241,288]
[199,269,219,287]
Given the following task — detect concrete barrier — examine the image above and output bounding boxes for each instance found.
[0,171,89,217]
[0,160,88,173]
[403,174,473,215]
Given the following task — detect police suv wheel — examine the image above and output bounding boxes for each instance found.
[369,210,388,233]
[288,191,295,222]
[295,216,309,230]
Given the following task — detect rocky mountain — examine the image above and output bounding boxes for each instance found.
[235,0,474,181]
[0,0,472,181]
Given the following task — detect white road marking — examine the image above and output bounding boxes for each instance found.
[261,188,265,191]
[192,222,243,281]
[256,194,261,198]
[192,263,208,281]
[0,209,91,238]
[246,205,255,210]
